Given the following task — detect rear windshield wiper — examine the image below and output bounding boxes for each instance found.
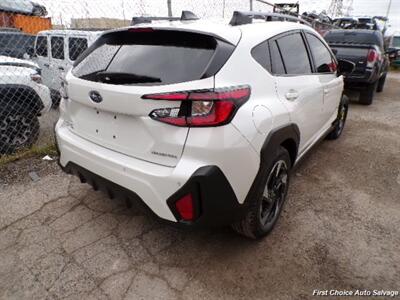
[93,71,161,84]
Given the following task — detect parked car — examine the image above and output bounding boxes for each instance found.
[388,34,400,68]
[34,30,102,106]
[0,0,47,16]
[0,56,51,154]
[56,11,352,239]
[325,29,389,105]
[0,30,35,59]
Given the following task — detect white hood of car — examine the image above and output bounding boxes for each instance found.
[0,55,39,68]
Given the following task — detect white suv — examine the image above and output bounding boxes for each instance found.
[56,12,352,238]
[0,56,51,154]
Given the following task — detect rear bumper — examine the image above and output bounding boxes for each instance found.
[55,120,256,226]
[343,68,379,88]
[61,162,245,227]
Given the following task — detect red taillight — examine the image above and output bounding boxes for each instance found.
[328,62,337,72]
[367,49,378,62]
[144,86,251,127]
[367,49,379,68]
[128,27,154,33]
[175,194,194,221]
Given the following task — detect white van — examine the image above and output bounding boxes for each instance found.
[34,30,102,103]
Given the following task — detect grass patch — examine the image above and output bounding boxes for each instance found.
[0,143,57,166]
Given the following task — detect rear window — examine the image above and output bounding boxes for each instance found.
[73,30,234,85]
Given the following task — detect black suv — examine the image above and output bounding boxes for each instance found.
[325,29,389,105]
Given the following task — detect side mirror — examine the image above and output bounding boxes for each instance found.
[331,48,338,55]
[337,59,355,76]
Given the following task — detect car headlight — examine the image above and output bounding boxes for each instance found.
[397,50,400,56]
[30,73,42,84]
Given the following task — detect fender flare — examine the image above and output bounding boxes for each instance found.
[260,123,300,166]
[243,123,300,206]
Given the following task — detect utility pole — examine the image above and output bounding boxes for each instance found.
[250,0,253,11]
[121,0,126,21]
[167,0,172,17]
[223,0,226,18]
[386,0,392,18]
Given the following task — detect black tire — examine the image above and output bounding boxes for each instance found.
[0,113,40,155]
[376,73,387,93]
[359,82,377,105]
[232,147,291,239]
[327,95,349,140]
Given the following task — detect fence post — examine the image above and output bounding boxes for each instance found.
[167,0,172,17]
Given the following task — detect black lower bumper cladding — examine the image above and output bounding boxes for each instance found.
[61,162,246,227]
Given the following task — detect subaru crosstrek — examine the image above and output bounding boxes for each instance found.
[56,12,352,239]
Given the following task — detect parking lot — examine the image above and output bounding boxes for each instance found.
[0,73,399,299]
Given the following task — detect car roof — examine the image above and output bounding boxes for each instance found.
[0,31,33,36]
[238,21,315,39]
[37,29,103,37]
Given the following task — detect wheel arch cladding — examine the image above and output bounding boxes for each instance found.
[0,84,44,116]
[261,124,300,167]
[242,123,300,207]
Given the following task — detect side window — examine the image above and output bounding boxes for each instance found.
[305,33,336,73]
[269,40,286,75]
[51,36,65,60]
[276,33,312,75]
[36,36,48,57]
[69,37,88,61]
[251,40,272,73]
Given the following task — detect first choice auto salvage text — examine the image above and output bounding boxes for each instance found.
[312,289,399,297]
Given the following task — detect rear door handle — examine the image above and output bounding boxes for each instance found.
[44,63,50,67]
[285,91,299,101]
[58,67,65,71]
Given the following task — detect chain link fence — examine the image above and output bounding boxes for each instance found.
[0,0,339,157]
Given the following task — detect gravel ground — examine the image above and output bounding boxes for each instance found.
[37,108,59,148]
[0,74,399,300]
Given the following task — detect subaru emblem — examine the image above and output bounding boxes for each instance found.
[89,91,103,103]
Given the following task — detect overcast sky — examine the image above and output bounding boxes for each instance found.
[36,0,400,32]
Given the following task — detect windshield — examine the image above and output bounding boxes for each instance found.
[393,37,400,48]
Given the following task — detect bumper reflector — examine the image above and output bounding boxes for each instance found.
[175,194,194,221]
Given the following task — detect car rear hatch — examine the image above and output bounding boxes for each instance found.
[330,44,371,75]
[66,26,239,167]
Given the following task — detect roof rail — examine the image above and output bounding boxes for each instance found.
[131,10,199,26]
[229,11,311,27]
